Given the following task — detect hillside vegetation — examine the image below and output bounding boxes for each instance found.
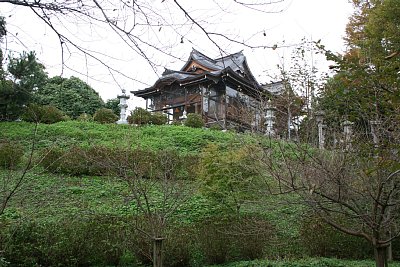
[0,121,399,267]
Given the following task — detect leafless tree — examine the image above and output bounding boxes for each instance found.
[94,146,197,267]
[259,114,400,267]
[0,0,285,89]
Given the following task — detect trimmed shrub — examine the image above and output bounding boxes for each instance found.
[128,107,152,125]
[184,113,204,128]
[93,108,118,124]
[0,141,24,169]
[41,105,66,124]
[22,104,65,124]
[76,113,93,122]
[151,112,168,125]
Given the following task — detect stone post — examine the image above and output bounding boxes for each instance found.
[117,89,130,124]
[369,120,381,148]
[315,111,325,149]
[264,99,276,137]
[342,120,354,150]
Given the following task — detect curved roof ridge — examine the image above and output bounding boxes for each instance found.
[214,50,244,61]
[162,68,197,76]
[191,48,216,63]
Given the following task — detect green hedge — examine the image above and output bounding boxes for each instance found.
[0,215,275,267]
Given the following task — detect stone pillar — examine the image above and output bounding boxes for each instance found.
[342,120,354,150]
[264,99,276,137]
[315,111,325,149]
[117,89,130,124]
[369,120,381,148]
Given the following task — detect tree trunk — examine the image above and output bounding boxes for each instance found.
[374,246,388,267]
[387,242,393,262]
[153,237,164,267]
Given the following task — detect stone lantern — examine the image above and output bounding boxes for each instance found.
[264,99,276,137]
[315,110,325,149]
[117,89,130,124]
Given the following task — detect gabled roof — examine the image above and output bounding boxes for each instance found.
[132,49,264,97]
[180,49,247,72]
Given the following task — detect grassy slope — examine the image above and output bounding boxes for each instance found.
[1,121,398,266]
[0,121,241,153]
[1,121,237,221]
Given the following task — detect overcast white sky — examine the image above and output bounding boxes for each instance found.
[1,0,353,109]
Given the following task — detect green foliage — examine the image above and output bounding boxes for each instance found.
[195,217,274,265]
[128,108,167,125]
[184,113,204,128]
[0,213,275,267]
[0,121,243,153]
[1,119,399,265]
[0,79,22,121]
[76,113,93,122]
[7,51,47,94]
[150,112,168,125]
[0,215,140,266]
[208,258,400,267]
[318,0,400,125]
[209,123,224,131]
[300,216,372,259]
[22,104,65,124]
[128,107,152,125]
[0,52,46,121]
[105,98,121,117]
[34,76,104,118]
[198,143,262,214]
[0,51,47,121]
[40,145,114,176]
[0,141,23,169]
[93,108,118,124]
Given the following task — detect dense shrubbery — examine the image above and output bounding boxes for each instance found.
[39,145,198,178]
[0,121,239,153]
[0,214,275,267]
[0,141,24,169]
[0,215,139,266]
[22,104,65,124]
[128,107,152,125]
[299,215,372,259]
[93,108,119,124]
[77,113,93,122]
[40,145,120,176]
[128,108,167,125]
[151,112,168,125]
[2,122,400,266]
[184,113,204,128]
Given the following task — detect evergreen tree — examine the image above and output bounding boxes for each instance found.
[34,76,104,118]
[0,51,47,121]
[105,98,120,117]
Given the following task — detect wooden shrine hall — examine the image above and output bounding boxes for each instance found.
[132,49,282,131]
